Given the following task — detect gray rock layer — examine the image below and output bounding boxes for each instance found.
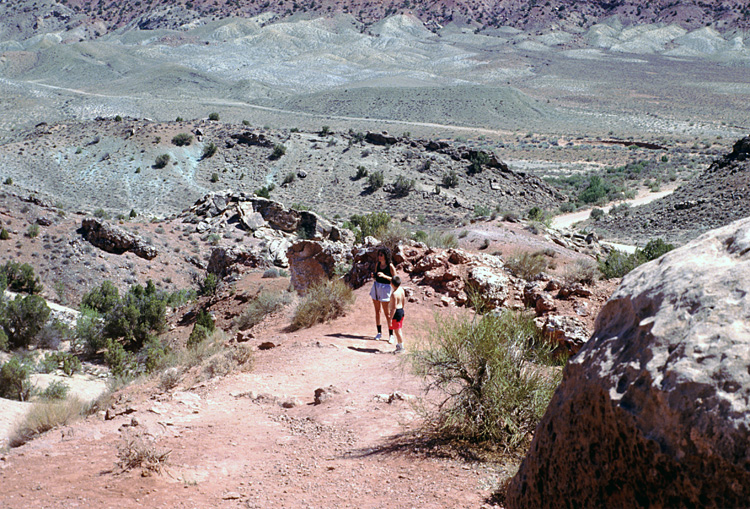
[507,217,750,508]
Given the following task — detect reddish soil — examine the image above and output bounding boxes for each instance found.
[0,283,511,508]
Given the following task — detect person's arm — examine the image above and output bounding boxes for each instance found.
[389,293,396,318]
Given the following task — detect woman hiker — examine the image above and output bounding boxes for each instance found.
[369,245,397,344]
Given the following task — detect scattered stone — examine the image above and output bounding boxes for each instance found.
[257,341,275,350]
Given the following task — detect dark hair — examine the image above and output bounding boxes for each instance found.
[391,275,401,288]
[376,245,392,267]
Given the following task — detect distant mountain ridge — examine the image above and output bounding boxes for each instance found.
[2,0,749,43]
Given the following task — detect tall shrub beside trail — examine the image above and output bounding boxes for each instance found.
[410,309,563,451]
[291,279,354,330]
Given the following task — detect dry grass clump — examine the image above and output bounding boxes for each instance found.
[9,397,89,447]
[291,279,354,330]
[563,258,600,286]
[504,251,550,280]
[234,290,292,330]
[410,309,563,451]
[117,430,171,474]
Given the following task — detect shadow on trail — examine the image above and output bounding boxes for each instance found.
[325,333,369,340]
[344,431,492,464]
[346,346,382,354]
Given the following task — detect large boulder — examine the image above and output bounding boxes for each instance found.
[80,218,157,260]
[506,217,750,508]
[287,240,350,293]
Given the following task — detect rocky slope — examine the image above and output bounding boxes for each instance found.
[594,136,750,245]
[4,0,749,43]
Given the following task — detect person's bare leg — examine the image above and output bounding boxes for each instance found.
[372,300,384,339]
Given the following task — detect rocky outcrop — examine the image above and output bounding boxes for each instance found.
[184,191,353,243]
[207,246,268,277]
[80,218,157,260]
[506,217,750,508]
[286,240,351,293]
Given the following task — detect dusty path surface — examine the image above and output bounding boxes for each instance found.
[0,285,506,508]
[551,189,674,230]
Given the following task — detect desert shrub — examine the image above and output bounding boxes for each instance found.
[0,356,34,401]
[377,221,411,253]
[320,125,331,136]
[102,281,167,351]
[474,204,491,217]
[425,231,458,249]
[1,294,51,349]
[159,368,181,391]
[354,166,368,179]
[208,112,220,121]
[195,309,215,333]
[271,143,286,159]
[171,133,193,146]
[442,170,459,188]
[410,309,562,449]
[346,212,391,244]
[114,115,122,121]
[598,249,639,279]
[640,238,675,261]
[187,324,210,349]
[0,329,7,351]
[235,290,291,330]
[1,261,43,294]
[467,151,491,175]
[609,203,631,216]
[26,224,40,238]
[207,232,221,244]
[9,397,88,448]
[262,268,280,278]
[199,272,219,296]
[154,154,170,168]
[39,351,81,376]
[3,177,12,185]
[590,208,605,221]
[367,171,384,191]
[291,279,354,330]
[138,336,170,374]
[282,172,295,185]
[254,184,275,198]
[0,228,9,240]
[504,251,549,280]
[202,142,217,159]
[558,202,576,213]
[564,258,601,286]
[391,175,415,197]
[81,280,120,314]
[34,319,72,350]
[578,175,608,204]
[75,308,106,356]
[117,430,171,473]
[210,172,219,183]
[39,380,70,400]
[104,338,135,378]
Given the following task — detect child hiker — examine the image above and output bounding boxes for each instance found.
[389,275,406,353]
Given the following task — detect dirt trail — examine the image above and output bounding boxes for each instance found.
[551,189,674,230]
[0,286,505,508]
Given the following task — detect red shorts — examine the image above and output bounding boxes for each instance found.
[391,308,404,330]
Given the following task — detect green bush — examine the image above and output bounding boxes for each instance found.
[27,224,40,238]
[1,294,51,349]
[200,273,219,296]
[75,308,106,356]
[442,170,459,188]
[38,351,81,376]
[171,133,193,146]
[154,154,170,168]
[409,309,562,450]
[208,112,220,121]
[139,336,170,374]
[0,356,34,401]
[254,184,275,198]
[36,319,73,350]
[210,172,219,183]
[391,175,415,197]
[354,166,368,179]
[291,279,354,330]
[235,290,291,330]
[467,151,491,175]
[367,171,384,191]
[578,175,608,204]
[590,208,605,221]
[187,324,210,349]
[102,280,167,351]
[346,212,391,243]
[202,142,218,159]
[104,339,135,378]
[598,239,675,279]
[82,280,120,314]
[564,258,601,286]
[1,261,43,294]
[39,380,70,400]
[282,172,296,185]
[271,144,286,160]
[0,228,9,240]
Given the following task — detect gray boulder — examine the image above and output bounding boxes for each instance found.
[506,217,750,508]
[80,218,157,260]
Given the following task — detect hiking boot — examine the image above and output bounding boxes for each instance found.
[394,344,404,354]
[374,332,382,341]
[388,335,396,344]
